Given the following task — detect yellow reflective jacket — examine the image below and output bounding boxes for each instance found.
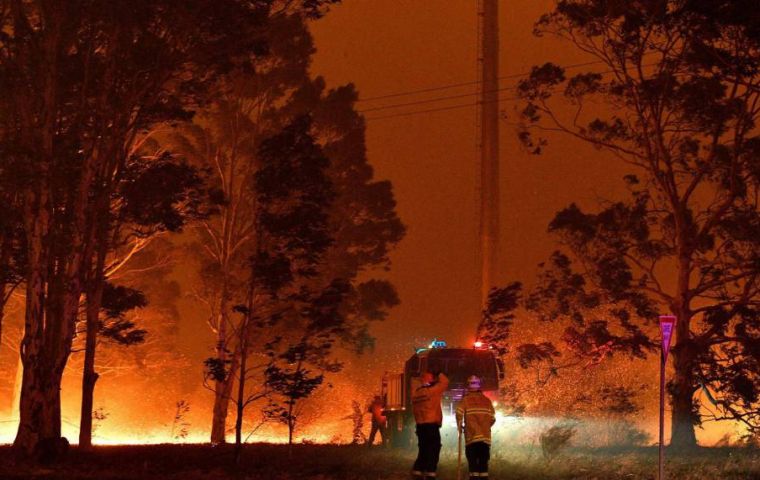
[455,390,496,445]
[412,373,450,425]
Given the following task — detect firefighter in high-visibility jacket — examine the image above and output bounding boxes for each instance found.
[367,395,387,447]
[456,375,496,478]
[411,371,449,479]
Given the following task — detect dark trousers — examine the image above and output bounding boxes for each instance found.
[368,421,386,446]
[465,442,490,476]
[412,423,441,476]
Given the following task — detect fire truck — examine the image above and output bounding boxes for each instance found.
[381,339,503,447]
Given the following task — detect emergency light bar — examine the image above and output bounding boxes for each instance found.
[429,339,447,349]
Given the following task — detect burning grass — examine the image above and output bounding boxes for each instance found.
[2,443,760,479]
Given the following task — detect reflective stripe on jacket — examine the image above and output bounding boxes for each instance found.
[455,391,495,445]
[412,373,450,425]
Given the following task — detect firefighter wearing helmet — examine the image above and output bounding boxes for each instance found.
[411,370,449,479]
[456,375,496,478]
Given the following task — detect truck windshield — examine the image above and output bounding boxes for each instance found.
[425,350,498,390]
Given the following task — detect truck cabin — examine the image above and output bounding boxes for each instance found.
[380,342,504,447]
[404,345,502,409]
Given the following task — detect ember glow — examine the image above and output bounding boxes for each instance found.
[0,363,365,446]
[0,345,742,448]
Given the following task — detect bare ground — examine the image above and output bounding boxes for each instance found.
[1,443,760,479]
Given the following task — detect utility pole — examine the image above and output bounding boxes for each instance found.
[478,0,500,309]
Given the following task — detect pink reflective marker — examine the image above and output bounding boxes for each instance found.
[659,315,676,362]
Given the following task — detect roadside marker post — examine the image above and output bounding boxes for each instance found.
[658,315,676,480]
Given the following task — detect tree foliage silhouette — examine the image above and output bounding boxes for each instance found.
[0,0,339,455]
[513,0,760,448]
[171,13,403,443]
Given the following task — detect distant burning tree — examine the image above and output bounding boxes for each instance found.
[170,401,191,441]
[345,400,366,445]
[477,283,650,440]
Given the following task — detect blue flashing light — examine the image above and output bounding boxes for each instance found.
[430,339,447,349]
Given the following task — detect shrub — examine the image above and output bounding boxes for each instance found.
[609,421,651,447]
[539,423,576,461]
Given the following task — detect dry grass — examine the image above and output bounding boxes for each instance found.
[1,443,760,479]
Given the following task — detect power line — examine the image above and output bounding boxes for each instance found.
[364,96,517,121]
[361,61,660,120]
[358,85,517,114]
[358,79,487,104]
[356,59,607,104]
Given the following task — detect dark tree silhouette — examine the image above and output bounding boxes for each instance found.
[260,277,354,451]
[207,115,397,454]
[263,353,325,451]
[203,116,335,457]
[75,282,148,447]
[478,283,523,359]
[78,154,214,449]
[170,13,403,443]
[0,0,338,455]
[515,0,760,448]
[246,116,335,456]
[97,284,149,347]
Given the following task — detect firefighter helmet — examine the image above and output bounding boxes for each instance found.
[467,375,482,390]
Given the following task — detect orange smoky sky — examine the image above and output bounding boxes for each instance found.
[309,1,631,364]
[0,1,739,447]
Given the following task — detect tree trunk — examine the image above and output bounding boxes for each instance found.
[210,345,239,445]
[15,353,65,453]
[16,263,84,455]
[669,344,698,449]
[13,5,66,456]
[234,280,255,464]
[234,328,248,464]
[210,380,230,445]
[21,142,97,453]
[15,256,80,456]
[14,210,50,454]
[78,292,102,449]
[210,284,231,444]
[79,214,109,449]
[287,404,294,459]
[287,360,298,458]
[665,222,699,450]
[669,289,698,449]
